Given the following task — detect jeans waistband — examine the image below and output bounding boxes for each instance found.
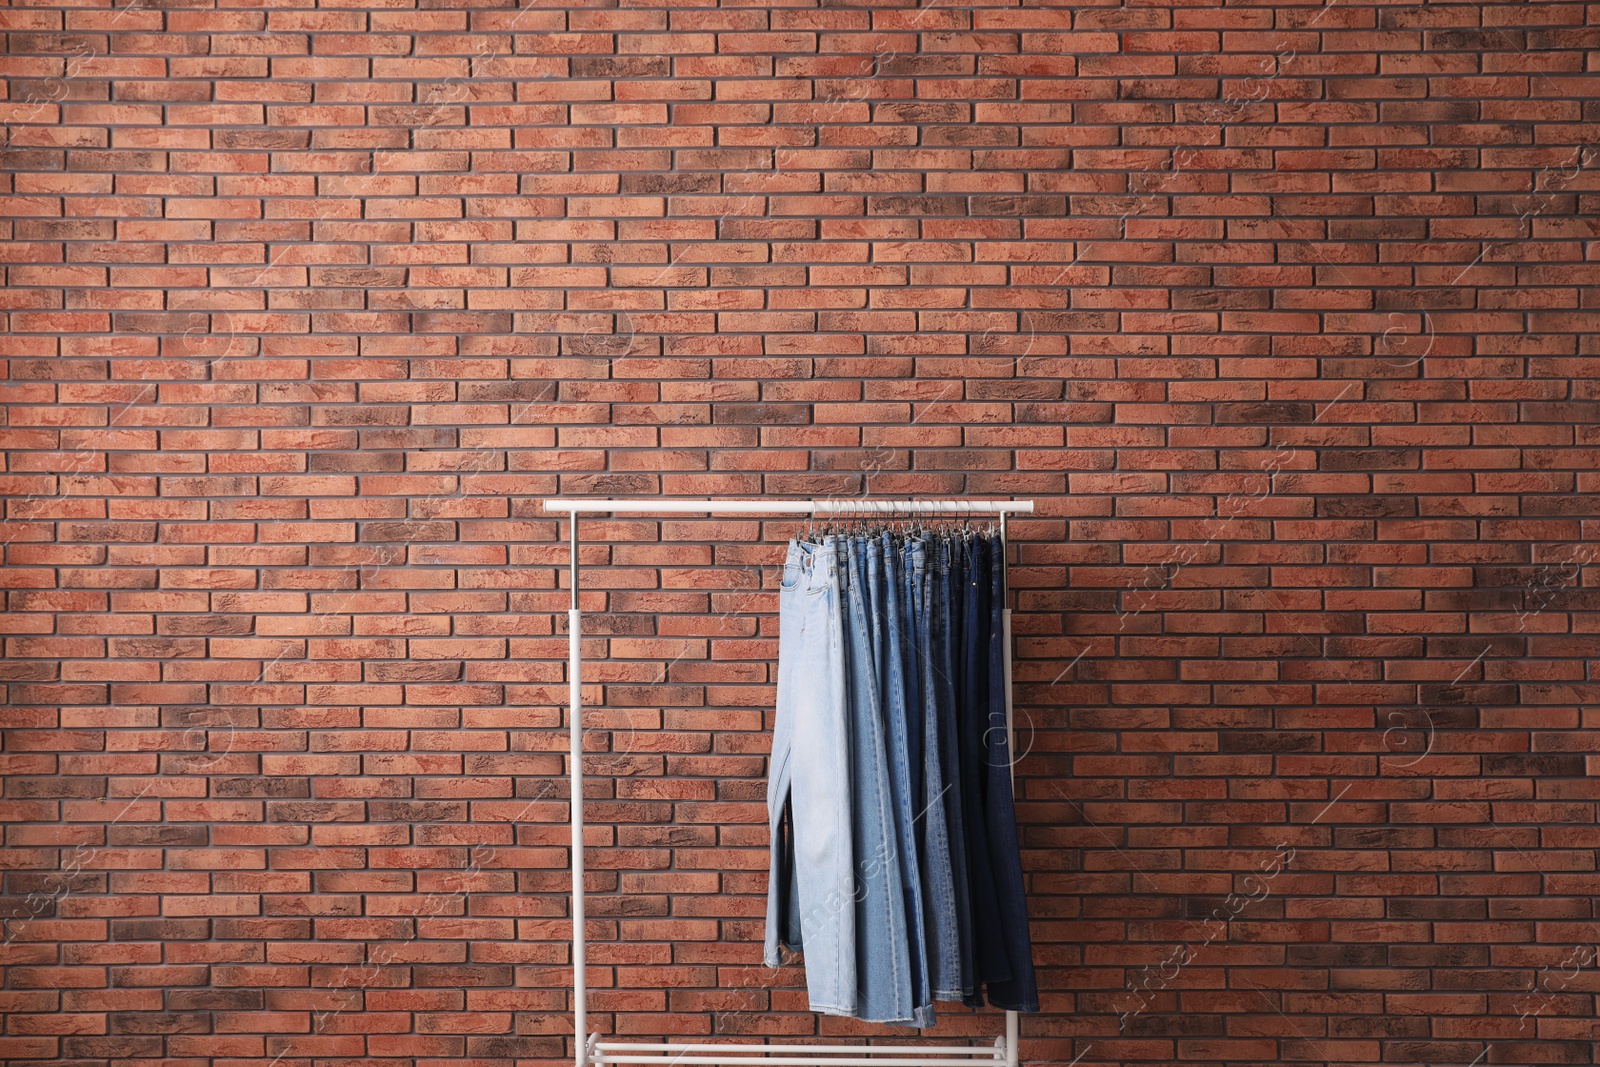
[785,537,839,593]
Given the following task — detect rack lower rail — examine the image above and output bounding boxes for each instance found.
[588,1037,1008,1067]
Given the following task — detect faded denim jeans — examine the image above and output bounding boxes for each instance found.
[765,537,856,1015]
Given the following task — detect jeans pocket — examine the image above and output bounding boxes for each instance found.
[780,541,810,592]
[804,555,834,596]
[780,561,804,591]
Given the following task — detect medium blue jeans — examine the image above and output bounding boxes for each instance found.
[932,535,976,1000]
[906,536,963,1003]
[879,533,934,1027]
[764,537,856,1016]
[840,535,917,1025]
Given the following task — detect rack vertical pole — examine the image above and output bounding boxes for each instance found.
[569,514,589,1067]
[998,512,1020,1067]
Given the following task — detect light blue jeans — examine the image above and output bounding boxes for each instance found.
[764,538,856,1016]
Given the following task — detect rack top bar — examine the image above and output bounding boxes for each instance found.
[543,499,1033,515]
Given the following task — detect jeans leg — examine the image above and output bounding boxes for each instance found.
[766,540,805,968]
[779,796,802,951]
[933,535,975,999]
[960,533,1012,1003]
[780,539,856,1015]
[880,533,933,1027]
[984,531,1039,1012]
[843,536,913,1024]
[911,537,962,1001]
[897,538,923,802]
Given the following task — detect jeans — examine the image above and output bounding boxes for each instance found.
[932,535,976,1000]
[840,535,915,1024]
[907,536,963,1003]
[764,537,856,1016]
[983,534,1040,1012]
[879,533,934,1028]
[768,529,1037,1022]
[959,534,1012,1004]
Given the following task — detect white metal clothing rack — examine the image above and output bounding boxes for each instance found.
[544,498,1035,1067]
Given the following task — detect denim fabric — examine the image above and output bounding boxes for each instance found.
[908,536,963,1002]
[879,533,934,1028]
[931,535,976,1000]
[902,537,924,765]
[764,537,856,1015]
[959,534,1012,1005]
[840,535,915,1024]
[983,535,1040,1012]
[768,526,1036,1024]
[773,796,801,952]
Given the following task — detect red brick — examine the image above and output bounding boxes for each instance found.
[0,6,1587,1063]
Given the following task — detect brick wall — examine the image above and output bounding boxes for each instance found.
[3,0,1600,1064]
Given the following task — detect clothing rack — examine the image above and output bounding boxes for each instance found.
[543,499,1036,1067]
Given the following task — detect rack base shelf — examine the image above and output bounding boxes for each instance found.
[586,1033,1017,1067]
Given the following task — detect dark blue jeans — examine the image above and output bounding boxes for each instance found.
[933,536,976,1000]
[959,534,1011,1005]
[983,533,1039,1013]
